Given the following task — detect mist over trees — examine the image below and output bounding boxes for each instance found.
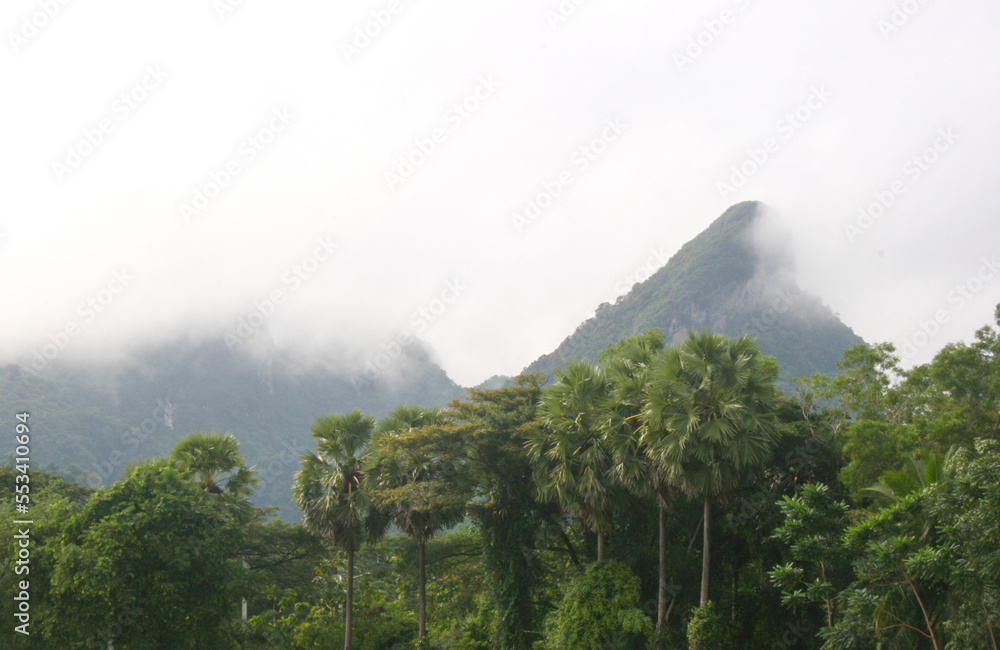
[3,305,1000,648]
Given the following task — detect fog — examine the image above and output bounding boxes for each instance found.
[3,0,999,386]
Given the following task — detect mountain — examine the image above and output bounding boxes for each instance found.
[523,201,863,383]
[3,200,861,520]
[1,338,462,518]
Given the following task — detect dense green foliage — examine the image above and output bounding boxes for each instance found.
[3,305,999,649]
[543,560,652,649]
[686,601,733,650]
[49,464,245,648]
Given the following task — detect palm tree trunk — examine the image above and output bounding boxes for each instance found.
[597,529,606,562]
[242,559,248,622]
[700,495,711,606]
[345,548,354,650]
[730,563,737,621]
[418,540,427,639]
[656,504,667,632]
[656,502,668,644]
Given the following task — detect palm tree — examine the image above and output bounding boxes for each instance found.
[292,409,387,650]
[168,431,258,521]
[168,431,259,622]
[368,409,467,641]
[600,331,679,635]
[527,359,617,561]
[376,404,447,436]
[641,331,780,606]
[863,446,957,504]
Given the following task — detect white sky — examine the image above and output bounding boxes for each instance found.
[2,0,999,386]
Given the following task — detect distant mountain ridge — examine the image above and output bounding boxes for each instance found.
[523,201,863,382]
[1,338,462,518]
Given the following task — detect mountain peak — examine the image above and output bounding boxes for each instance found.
[523,201,861,382]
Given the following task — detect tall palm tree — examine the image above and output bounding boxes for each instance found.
[368,412,467,641]
[600,331,678,635]
[292,409,387,650]
[642,331,780,606]
[527,359,617,561]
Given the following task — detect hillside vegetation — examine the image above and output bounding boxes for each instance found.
[525,201,863,383]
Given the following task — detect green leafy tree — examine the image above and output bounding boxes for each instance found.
[447,375,548,650]
[544,559,653,649]
[238,517,329,625]
[0,468,92,649]
[45,463,244,648]
[368,416,468,641]
[686,600,733,650]
[931,440,1000,648]
[770,483,851,630]
[642,331,780,606]
[821,343,906,422]
[838,420,915,499]
[292,409,387,650]
[825,494,950,650]
[919,305,1000,445]
[828,439,1000,649]
[810,343,919,499]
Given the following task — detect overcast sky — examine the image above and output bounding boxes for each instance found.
[3,0,999,386]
